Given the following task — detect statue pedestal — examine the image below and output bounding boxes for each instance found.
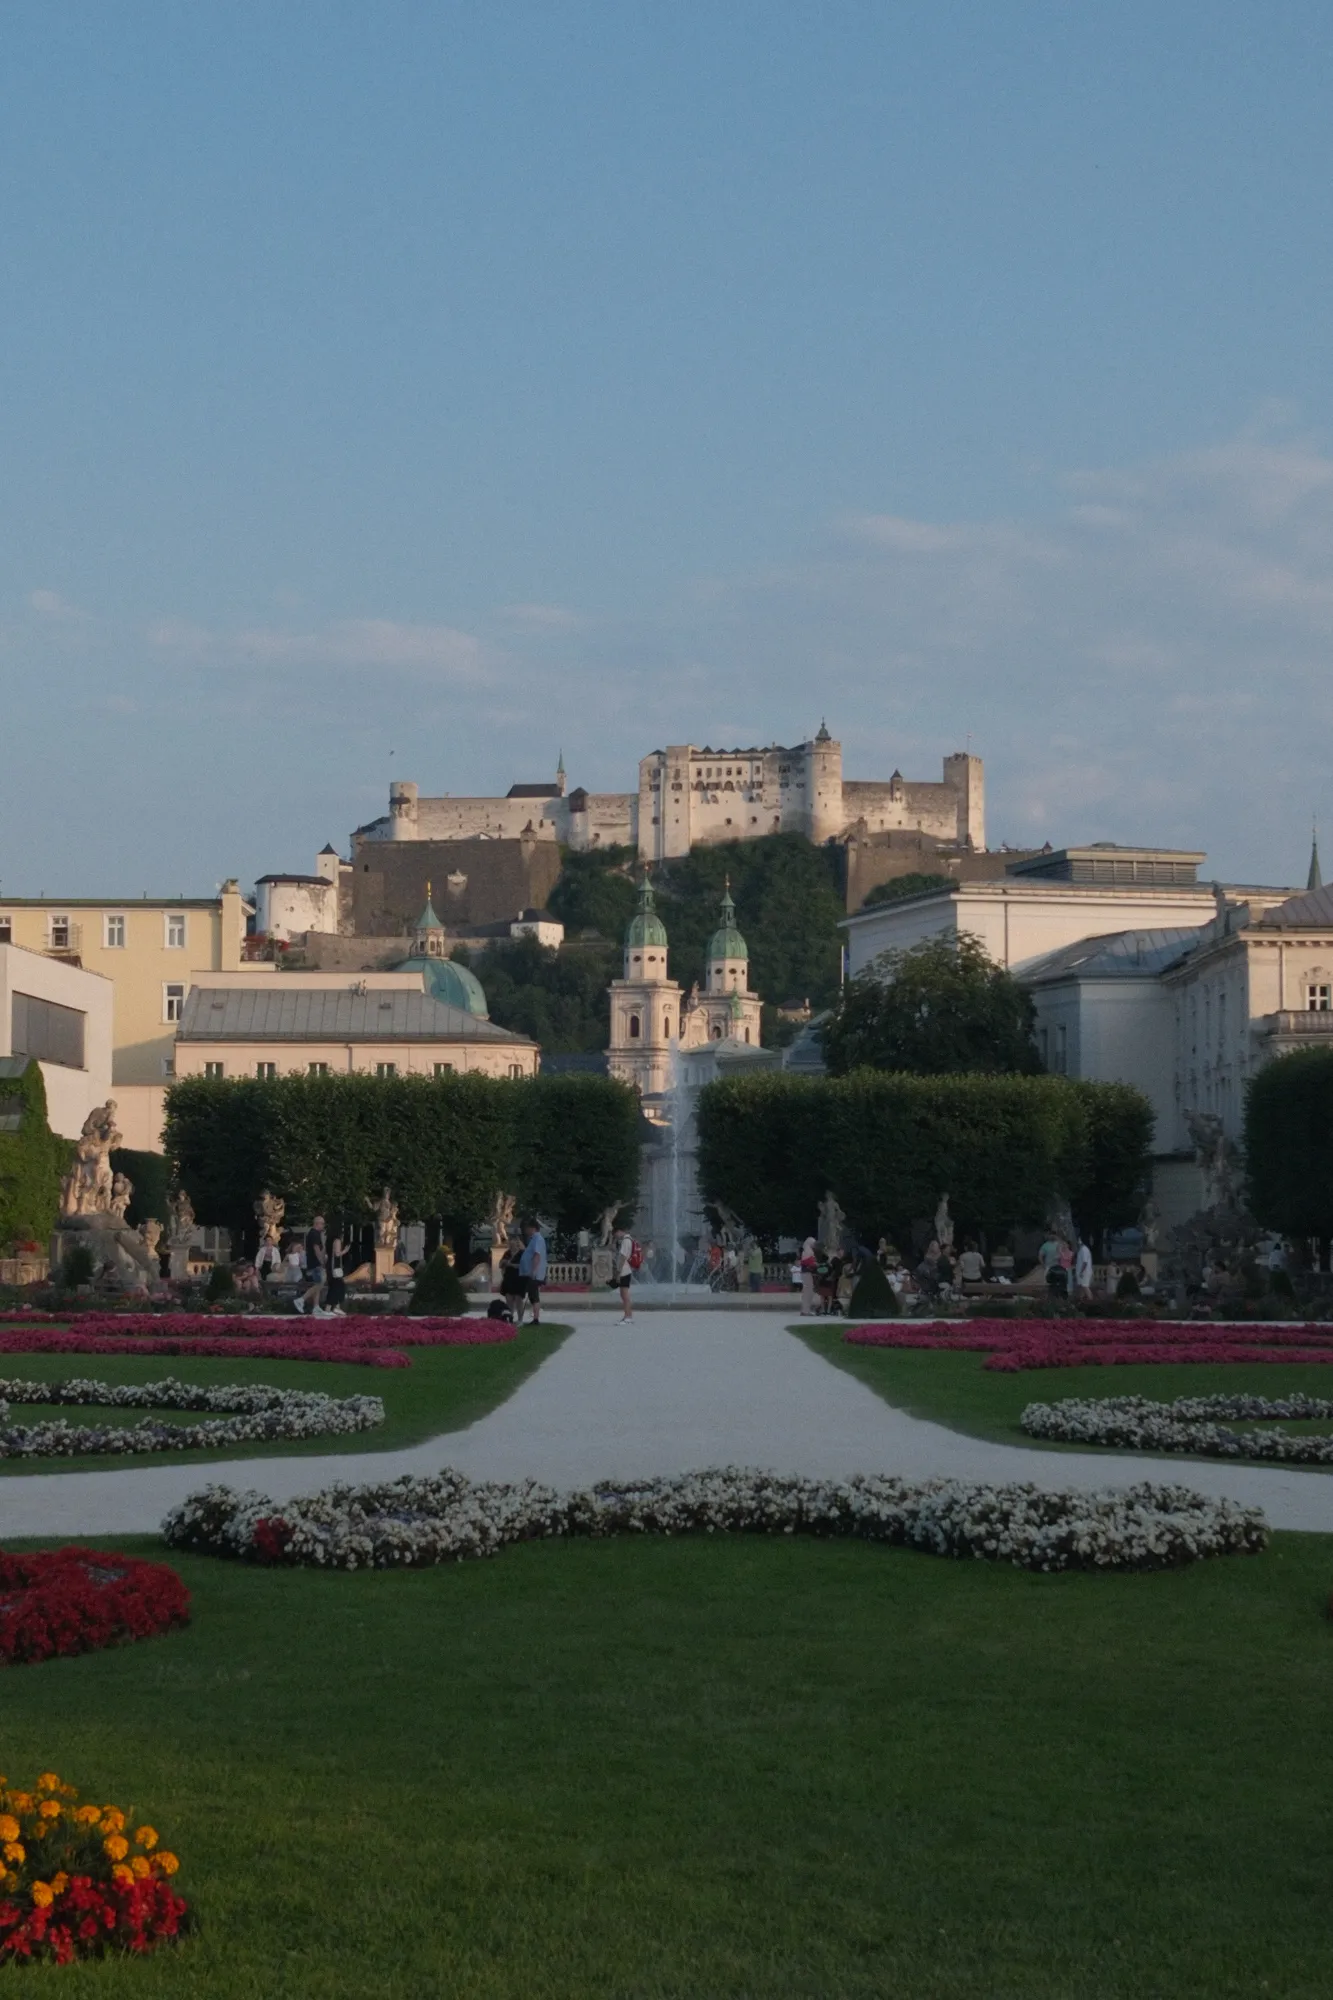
[373,1245,397,1284]
[1140,1250,1160,1282]
[169,1244,193,1282]
[590,1248,614,1288]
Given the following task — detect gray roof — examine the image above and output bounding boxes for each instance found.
[1255,884,1333,929]
[1018,928,1202,985]
[179,986,534,1046]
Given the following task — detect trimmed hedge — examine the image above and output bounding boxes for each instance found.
[1245,1048,1333,1243]
[0,1060,71,1250]
[164,1072,640,1237]
[696,1071,1151,1245]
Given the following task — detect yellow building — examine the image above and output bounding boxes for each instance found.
[0,885,247,1146]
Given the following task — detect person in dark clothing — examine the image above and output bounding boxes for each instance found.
[325,1231,347,1314]
[296,1215,327,1315]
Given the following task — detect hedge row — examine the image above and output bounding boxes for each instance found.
[164,1072,641,1238]
[695,1071,1152,1245]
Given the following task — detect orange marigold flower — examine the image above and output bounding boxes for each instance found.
[0,1816,18,1843]
[73,1805,101,1825]
[103,1834,129,1862]
[134,1824,158,1850]
[30,1881,54,1909]
[100,1808,126,1833]
[38,1800,61,1820]
[9,1793,32,1811]
[154,1851,180,1876]
[51,1872,69,1895]
[110,1862,134,1887]
[36,1773,60,1793]
[3,1842,25,1866]
[130,1855,151,1880]
[2,1873,16,1894]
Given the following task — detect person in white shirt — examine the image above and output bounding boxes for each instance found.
[1075,1238,1094,1301]
[614,1230,635,1322]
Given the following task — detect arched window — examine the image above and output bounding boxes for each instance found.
[744,1028,751,1043]
[664,1013,671,1038]
[711,1025,723,1040]
[629,1013,641,1040]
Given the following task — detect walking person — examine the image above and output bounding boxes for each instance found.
[517,1217,547,1326]
[326,1231,347,1315]
[746,1238,764,1294]
[295,1214,327,1315]
[799,1235,818,1316]
[614,1226,635,1321]
[1074,1236,1094,1302]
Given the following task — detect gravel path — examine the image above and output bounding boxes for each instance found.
[4,1311,1333,1538]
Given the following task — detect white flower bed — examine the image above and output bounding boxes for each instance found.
[1021,1393,1333,1464]
[0,1375,384,1458]
[160,1466,1268,1574]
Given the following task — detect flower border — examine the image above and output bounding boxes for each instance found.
[161,1467,1269,1575]
[1021,1391,1333,1463]
[844,1319,1333,1370]
[0,1548,190,1666]
[0,1376,385,1458]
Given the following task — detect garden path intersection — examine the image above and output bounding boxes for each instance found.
[4,1311,1333,1538]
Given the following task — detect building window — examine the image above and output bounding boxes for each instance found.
[508,1063,523,1079]
[256,1062,277,1080]
[376,1062,397,1078]
[1308,984,1331,1013]
[104,914,126,949]
[11,991,85,1068]
[628,1013,641,1040]
[204,1061,224,1079]
[0,918,10,944]
[163,983,185,1023]
[161,1056,175,1078]
[434,1062,454,1076]
[1054,1024,1068,1075]
[48,916,72,950]
[165,912,186,949]
[308,1062,330,1076]
[664,1013,672,1038]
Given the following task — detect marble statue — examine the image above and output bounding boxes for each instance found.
[933,1194,955,1254]
[254,1190,285,1245]
[109,1171,133,1221]
[1184,1110,1238,1211]
[714,1201,745,1248]
[139,1218,162,1261]
[168,1189,196,1242]
[368,1186,399,1251]
[60,1100,124,1217]
[817,1189,847,1255]
[488,1190,516,1248]
[1137,1195,1161,1251]
[596,1204,621,1248]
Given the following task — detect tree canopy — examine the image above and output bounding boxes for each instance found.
[859,872,953,909]
[1245,1049,1333,1242]
[821,934,1042,1077]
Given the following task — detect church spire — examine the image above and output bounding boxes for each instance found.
[1309,824,1323,893]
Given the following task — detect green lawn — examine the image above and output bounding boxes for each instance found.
[0,1327,569,1476]
[4,1529,1332,1997]
[796,1324,1333,1465]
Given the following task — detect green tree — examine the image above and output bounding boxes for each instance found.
[457,935,617,1053]
[821,935,1042,1077]
[547,847,639,937]
[1246,1049,1333,1244]
[859,872,953,909]
[0,1058,70,1248]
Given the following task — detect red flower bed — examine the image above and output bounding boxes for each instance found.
[844,1318,1333,1371]
[0,1772,188,1965]
[0,1548,190,1666]
[0,1315,515,1368]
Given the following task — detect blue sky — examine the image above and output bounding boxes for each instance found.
[4,2,1333,892]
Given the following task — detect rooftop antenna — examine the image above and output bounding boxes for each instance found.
[1309,818,1322,893]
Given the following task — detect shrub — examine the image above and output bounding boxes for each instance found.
[1270,1268,1296,1300]
[0,1060,69,1250]
[1116,1269,1141,1299]
[204,1263,234,1301]
[846,1259,899,1318]
[1246,1047,1333,1243]
[408,1251,472,1317]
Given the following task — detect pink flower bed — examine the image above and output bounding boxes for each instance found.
[0,1315,514,1368]
[844,1318,1333,1372]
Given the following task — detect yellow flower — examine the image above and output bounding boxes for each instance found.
[111,1863,134,1887]
[50,1872,68,1896]
[37,1800,60,1821]
[3,1842,25,1866]
[134,1825,158,1851]
[100,1808,126,1833]
[0,1817,18,1843]
[29,1882,53,1909]
[74,1805,101,1826]
[36,1774,60,1793]
[103,1834,129,1862]
[130,1855,151,1880]
[9,1794,32,1811]
[154,1851,180,1876]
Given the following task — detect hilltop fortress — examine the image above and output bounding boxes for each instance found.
[363,726,985,860]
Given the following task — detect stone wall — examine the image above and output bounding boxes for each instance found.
[348,837,563,934]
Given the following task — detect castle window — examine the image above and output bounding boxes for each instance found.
[1308,984,1331,1012]
[629,1013,641,1040]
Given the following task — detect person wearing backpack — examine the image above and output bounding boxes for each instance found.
[614,1227,636,1323]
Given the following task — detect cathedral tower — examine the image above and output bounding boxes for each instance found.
[607,875,682,1100]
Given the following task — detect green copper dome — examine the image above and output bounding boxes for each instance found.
[397,951,490,1018]
[626,875,669,950]
[707,885,748,963]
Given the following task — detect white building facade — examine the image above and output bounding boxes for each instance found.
[0,945,114,1139]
